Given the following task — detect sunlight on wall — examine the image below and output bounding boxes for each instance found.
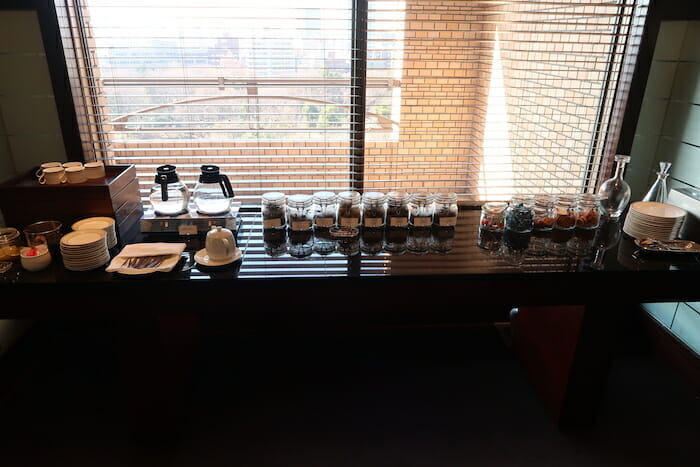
[479,31,514,201]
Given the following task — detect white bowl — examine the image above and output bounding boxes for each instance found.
[20,245,52,272]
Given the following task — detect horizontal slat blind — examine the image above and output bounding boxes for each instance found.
[56,0,647,204]
[363,0,645,201]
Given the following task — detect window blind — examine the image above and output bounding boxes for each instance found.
[55,0,648,204]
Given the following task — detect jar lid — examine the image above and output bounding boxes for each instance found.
[262,192,286,203]
[362,191,386,204]
[435,192,457,203]
[510,195,535,205]
[555,194,577,205]
[410,192,434,204]
[482,201,507,213]
[287,194,313,208]
[337,190,361,203]
[313,191,336,202]
[387,191,410,203]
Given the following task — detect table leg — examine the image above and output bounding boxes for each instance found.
[511,304,619,432]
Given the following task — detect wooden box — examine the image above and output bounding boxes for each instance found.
[0,164,143,246]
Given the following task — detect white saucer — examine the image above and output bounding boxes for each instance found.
[194,248,241,267]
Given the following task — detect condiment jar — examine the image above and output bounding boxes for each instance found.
[261,192,287,230]
[337,190,361,228]
[386,191,410,228]
[554,194,577,230]
[533,194,556,231]
[433,192,458,227]
[312,191,337,228]
[575,193,602,230]
[287,194,313,231]
[409,192,434,227]
[0,227,21,248]
[361,191,386,228]
[505,195,534,233]
[480,202,507,232]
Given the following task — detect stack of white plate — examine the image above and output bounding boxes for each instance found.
[71,216,117,248]
[60,229,110,271]
[622,201,687,241]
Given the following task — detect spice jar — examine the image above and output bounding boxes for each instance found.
[554,194,577,230]
[261,192,287,230]
[575,193,602,230]
[337,190,361,228]
[533,194,556,231]
[287,194,313,231]
[480,202,507,232]
[505,195,534,233]
[312,191,337,228]
[386,191,410,228]
[409,192,434,227]
[362,192,387,228]
[433,192,458,227]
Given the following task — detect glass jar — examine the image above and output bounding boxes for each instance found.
[312,191,337,228]
[386,191,410,228]
[409,192,434,227]
[261,192,287,230]
[575,193,601,230]
[480,201,507,232]
[533,195,556,231]
[286,194,313,231]
[433,192,458,227]
[263,229,287,257]
[554,194,577,230]
[360,229,384,255]
[430,227,455,254]
[362,192,387,228]
[0,227,21,248]
[505,196,534,233]
[313,230,337,256]
[337,190,361,228]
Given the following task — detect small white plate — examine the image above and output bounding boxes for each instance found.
[60,229,107,247]
[194,248,241,267]
[72,217,115,231]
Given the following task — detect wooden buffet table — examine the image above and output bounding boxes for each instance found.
[1,209,698,437]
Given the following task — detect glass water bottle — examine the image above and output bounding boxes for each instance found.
[598,154,631,218]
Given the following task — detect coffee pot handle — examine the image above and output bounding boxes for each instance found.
[219,174,235,199]
[158,174,169,201]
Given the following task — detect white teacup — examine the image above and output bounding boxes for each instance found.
[38,166,67,185]
[205,226,236,261]
[62,161,84,169]
[85,161,106,179]
[35,162,63,178]
[65,165,88,184]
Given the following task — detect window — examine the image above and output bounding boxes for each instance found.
[55,0,648,204]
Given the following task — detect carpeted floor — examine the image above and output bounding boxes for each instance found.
[0,315,698,467]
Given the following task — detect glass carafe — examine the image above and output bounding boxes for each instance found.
[642,161,672,204]
[193,165,235,215]
[598,154,631,218]
[149,164,190,215]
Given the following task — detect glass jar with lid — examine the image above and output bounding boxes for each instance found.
[575,193,602,230]
[409,192,434,227]
[480,201,507,232]
[384,227,408,254]
[261,192,287,230]
[433,192,458,227]
[554,194,577,230]
[312,191,337,228]
[337,190,361,227]
[361,191,387,228]
[505,195,534,233]
[407,226,431,254]
[533,194,556,231]
[287,194,313,231]
[386,191,410,228]
[288,230,314,258]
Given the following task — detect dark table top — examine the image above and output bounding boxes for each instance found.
[1,209,699,316]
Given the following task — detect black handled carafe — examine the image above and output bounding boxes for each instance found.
[149,164,190,215]
[193,165,235,215]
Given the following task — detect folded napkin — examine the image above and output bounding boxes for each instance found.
[106,242,186,273]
